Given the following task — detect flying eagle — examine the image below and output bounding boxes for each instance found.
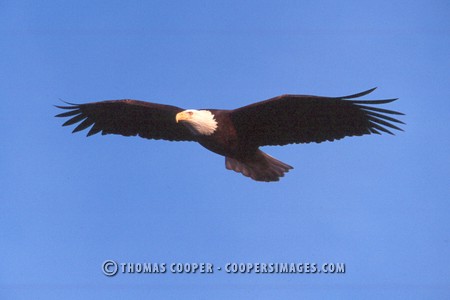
[56,88,403,182]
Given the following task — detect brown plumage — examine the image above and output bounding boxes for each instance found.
[55,88,404,182]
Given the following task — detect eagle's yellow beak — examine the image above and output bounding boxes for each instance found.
[176,111,191,123]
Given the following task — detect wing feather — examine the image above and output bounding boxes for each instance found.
[55,100,196,142]
[55,109,81,117]
[230,88,404,146]
[62,114,86,126]
[364,110,404,124]
[73,118,95,133]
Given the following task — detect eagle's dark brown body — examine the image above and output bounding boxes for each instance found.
[197,110,243,157]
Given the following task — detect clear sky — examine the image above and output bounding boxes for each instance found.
[1,0,449,299]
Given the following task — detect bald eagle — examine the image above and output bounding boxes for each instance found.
[56,88,403,182]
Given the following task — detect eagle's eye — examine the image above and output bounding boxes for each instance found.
[188,111,193,116]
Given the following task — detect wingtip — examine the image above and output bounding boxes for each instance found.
[367,87,378,93]
[336,87,378,99]
[54,99,79,109]
[58,98,78,105]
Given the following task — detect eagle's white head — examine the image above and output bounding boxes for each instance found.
[175,109,218,136]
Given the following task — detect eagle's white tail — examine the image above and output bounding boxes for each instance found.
[225,150,293,182]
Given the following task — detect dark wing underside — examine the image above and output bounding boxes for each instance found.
[230,88,404,147]
[55,100,196,142]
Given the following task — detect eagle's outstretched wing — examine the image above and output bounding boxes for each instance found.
[56,100,196,142]
[230,88,404,147]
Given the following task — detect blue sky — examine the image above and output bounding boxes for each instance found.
[1,0,449,298]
